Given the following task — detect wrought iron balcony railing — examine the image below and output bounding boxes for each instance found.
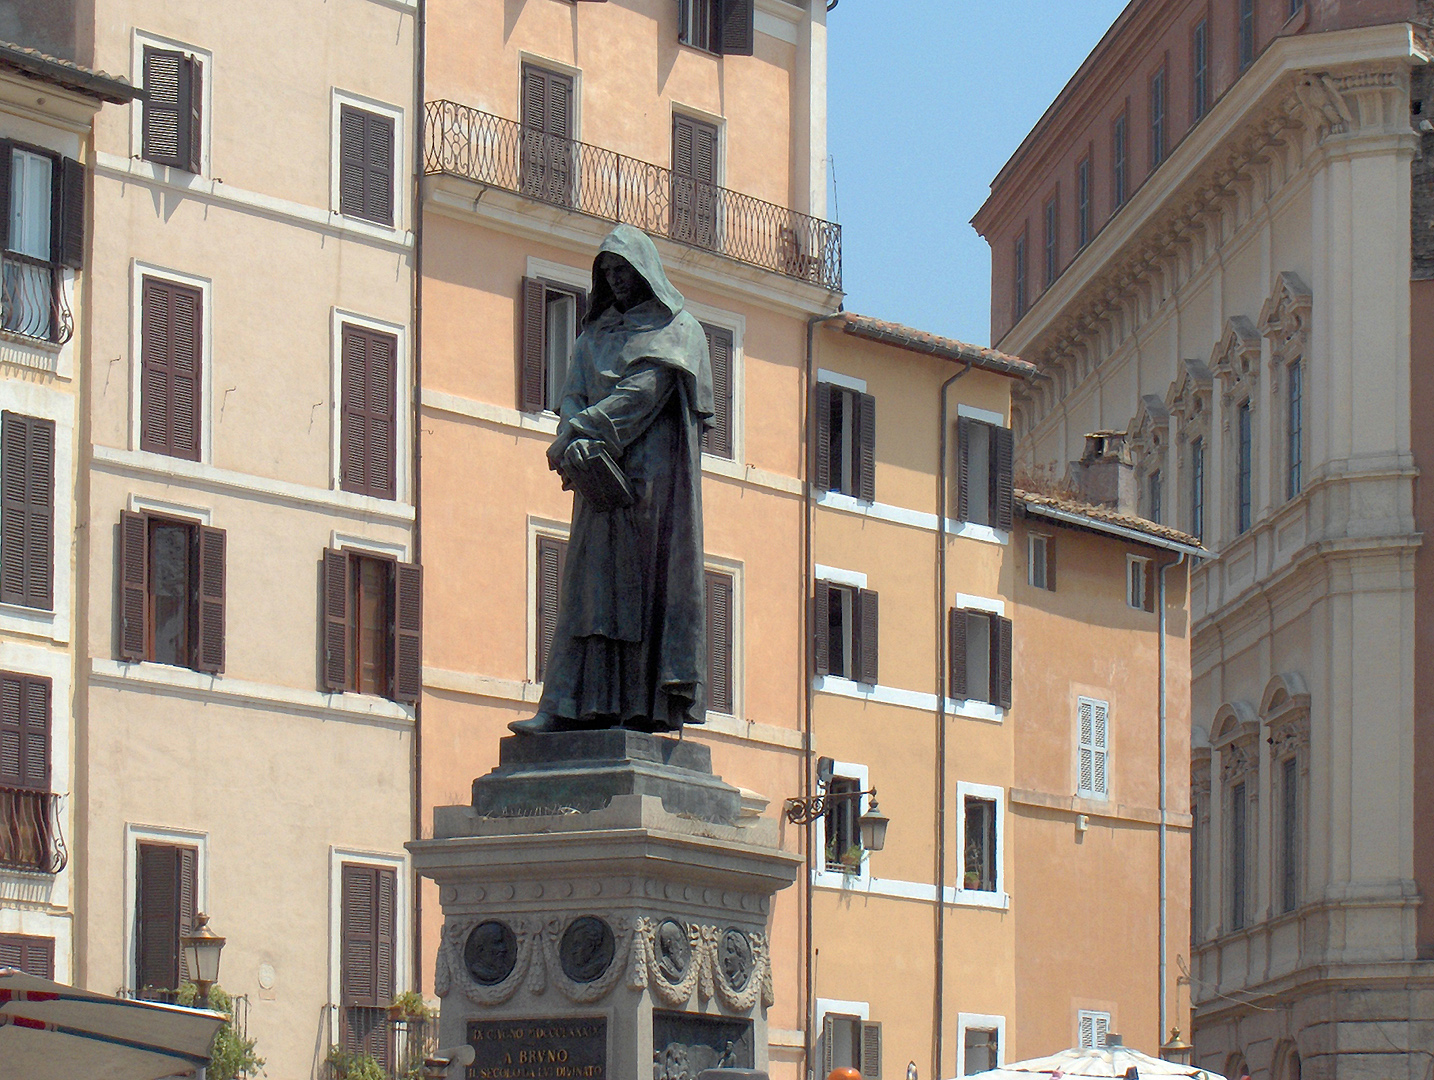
[424,99,842,292]
[0,786,67,874]
[328,1004,439,1080]
[0,252,72,346]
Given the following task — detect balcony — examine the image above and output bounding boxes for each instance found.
[0,252,72,346]
[424,100,843,293]
[327,1005,439,1080]
[0,787,68,874]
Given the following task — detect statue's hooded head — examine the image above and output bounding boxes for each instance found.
[586,225,687,325]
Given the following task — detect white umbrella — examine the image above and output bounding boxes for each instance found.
[0,968,225,1080]
[959,1045,1226,1080]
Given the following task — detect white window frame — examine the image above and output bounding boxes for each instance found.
[328,846,410,1046]
[684,297,745,466]
[1126,554,1150,610]
[129,31,213,177]
[128,261,215,464]
[329,308,412,504]
[956,1013,1007,1078]
[1027,532,1051,589]
[954,780,1007,909]
[329,89,406,231]
[815,998,870,1075]
[1077,696,1110,800]
[524,256,591,418]
[703,554,744,720]
[1077,1009,1112,1050]
[121,823,209,995]
[812,759,870,888]
[954,403,1011,546]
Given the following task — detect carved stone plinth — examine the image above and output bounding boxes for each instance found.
[409,735,800,1080]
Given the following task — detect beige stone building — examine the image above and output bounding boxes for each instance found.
[0,3,423,1077]
[975,1,1434,1076]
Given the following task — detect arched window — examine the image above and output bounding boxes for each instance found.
[1212,702,1260,933]
[1262,674,1311,916]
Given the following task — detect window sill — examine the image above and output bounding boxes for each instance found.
[815,675,1002,722]
[815,489,1010,545]
[0,602,65,645]
[0,329,61,354]
[953,888,1010,911]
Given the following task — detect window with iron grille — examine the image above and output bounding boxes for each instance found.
[1193,20,1209,121]
[1287,359,1303,499]
[1112,112,1128,208]
[1239,0,1255,70]
[0,143,82,345]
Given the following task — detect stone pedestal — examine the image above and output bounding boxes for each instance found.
[409,732,801,1080]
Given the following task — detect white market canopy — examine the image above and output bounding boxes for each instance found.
[961,1045,1227,1080]
[0,968,224,1080]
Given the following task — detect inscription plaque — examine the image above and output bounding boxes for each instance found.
[468,1017,608,1080]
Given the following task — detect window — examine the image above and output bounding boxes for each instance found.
[1193,20,1209,122]
[1190,437,1205,542]
[1113,112,1128,208]
[0,933,53,977]
[142,47,201,173]
[1237,401,1253,533]
[700,323,735,458]
[1013,233,1027,319]
[1148,469,1162,524]
[1239,0,1255,70]
[963,795,997,892]
[340,863,398,1071]
[1078,1011,1111,1050]
[1279,755,1299,913]
[340,324,397,500]
[956,418,1015,530]
[677,0,755,56]
[1230,780,1248,930]
[1077,697,1109,799]
[519,278,586,414]
[139,275,203,461]
[0,671,54,873]
[520,65,575,208]
[672,114,720,250]
[1,411,54,609]
[949,607,1013,708]
[2,144,82,343]
[821,1013,881,1080]
[961,1026,1000,1076]
[534,534,568,682]
[1027,533,1054,591]
[1043,197,1058,288]
[816,383,876,502]
[135,841,198,997]
[705,568,734,714]
[1127,555,1154,612]
[321,548,422,703]
[1287,359,1302,499]
[822,775,862,871]
[814,580,879,685]
[338,105,395,226]
[1150,68,1167,168]
[1077,157,1092,248]
[118,511,225,673]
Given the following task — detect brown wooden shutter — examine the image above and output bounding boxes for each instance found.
[705,569,733,713]
[194,526,225,673]
[821,1014,837,1077]
[814,383,833,490]
[340,325,397,500]
[2,412,55,610]
[701,323,733,458]
[140,276,202,461]
[812,581,831,676]
[341,863,379,1006]
[376,866,396,1005]
[994,615,1013,710]
[176,845,197,983]
[141,48,187,169]
[392,560,423,704]
[520,278,548,413]
[321,550,351,692]
[0,140,12,251]
[1045,535,1057,591]
[993,425,1015,531]
[956,417,972,521]
[119,510,148,662]
[58,156,85,269]
[1,672,50,791]
[339,105,366,217]
[949,607,968,700]
[535,535,567,681]
[857,392,876,503]
[718,0,756,55]
[185,58,203,174]
[136,842,194,992]
[0,933,54,978]
[365,112,395,226]
[855,588,879,686]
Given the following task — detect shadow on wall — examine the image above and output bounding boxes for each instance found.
[0,5,79,62]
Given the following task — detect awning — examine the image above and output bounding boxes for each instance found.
[958,1045,1226,1080]
[0,968,224,1080]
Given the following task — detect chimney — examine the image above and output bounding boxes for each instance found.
[1068,431,1136,515]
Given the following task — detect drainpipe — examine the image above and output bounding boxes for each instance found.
[411,0,427,996]
[1157,551,1187,1045]
[934,361,972,1079]
[804,308,844,1080]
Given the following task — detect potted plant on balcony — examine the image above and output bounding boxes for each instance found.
[176,983,264,1080]
[327,1047,386,1080]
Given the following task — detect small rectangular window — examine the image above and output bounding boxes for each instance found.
[1280,755,1299,913]
[519,278,587,413]
[963,796,997,892]
[949,607,1012,708]
[320,548,422,703]
[816,383,875,501]
[1077,696,1109,799]
[2,144,79,342]
[1287,359,1302,499]
[139,275,203,462]
[1112,112,1128,208]
[1027,534,1054,591]
[1239,0,1255,70]
[1127,555,1153,612]
[678,0,754,56]
[1230,779,1248,930]
[1078,1011,1111,1050]
[142,47,201,173]
[340,324,398,500]
[0,670,55,874]
[822,1014,882,1080]
[1,411,56,610]
[1043,197,1058,288]
[962,1028,999,1076]
[1192,20,1209,122]
[956,418,1014,530]
[0,932,54,977]
[1148,469,1162,524]
[822,775,862,871]
[705,567,734,714]
[119,511,226,673]
[1150,68,1167,168]
[815,580,878,686]
[1190,437,1205,542]
[1077,158,1091,248]
[338,105,396,226]
[1013,233,1027,319]
[1237,400,1253,533]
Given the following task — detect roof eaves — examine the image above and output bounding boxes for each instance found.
[1016,490,1206,556]
[832,312,1038,380]
[0,40,140,104]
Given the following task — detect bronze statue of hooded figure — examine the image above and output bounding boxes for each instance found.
[510,225,714,735]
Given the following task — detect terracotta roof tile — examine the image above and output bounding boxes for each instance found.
[1016,488,1204,551]
[0,40,139,104]
[831,312,1037,380]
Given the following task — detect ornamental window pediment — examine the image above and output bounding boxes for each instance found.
[1212,700,1260,784]
[1167,358,1213,444]
[1262,672,1311,763]
[1127,393,1170,466]
[1259,272,1312,361]
[1211,316,1262,402]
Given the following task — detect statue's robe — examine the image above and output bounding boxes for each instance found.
[537,225,714,731]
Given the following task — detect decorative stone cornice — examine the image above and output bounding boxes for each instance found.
[1211,315,1263,402]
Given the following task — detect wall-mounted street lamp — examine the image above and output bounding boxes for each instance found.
[783,760,890,852]
[182,913,226,1011]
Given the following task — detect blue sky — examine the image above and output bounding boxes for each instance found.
[826,0,1130,346]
